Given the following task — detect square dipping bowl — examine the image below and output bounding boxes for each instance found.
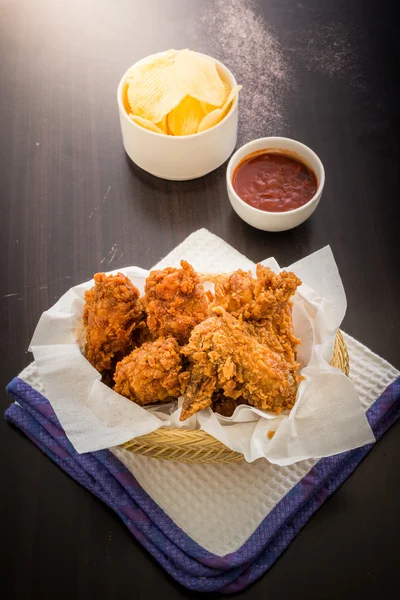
[117,51,239,181]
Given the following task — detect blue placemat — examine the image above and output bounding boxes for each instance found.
[5,375,400,593]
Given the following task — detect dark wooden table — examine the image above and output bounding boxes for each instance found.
[1,1,399,598]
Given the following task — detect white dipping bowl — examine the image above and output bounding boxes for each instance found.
[226,137,325,231]
[117,51,239,181]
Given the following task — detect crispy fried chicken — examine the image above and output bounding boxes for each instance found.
[180,307,301,421]
[144,260,209,345]
[212,264,301,321]
[114,336,189,405]
[83,272,143,373]
[212,265,301,362]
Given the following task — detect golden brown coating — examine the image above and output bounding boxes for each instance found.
[144,260,209,345]
[113,337,189,405]
[212,265,301,363]
[83,272,144,373]
[180,308,301,421]
[212,264,301,321]
[245,303,300,363]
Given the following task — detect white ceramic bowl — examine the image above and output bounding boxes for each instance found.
[226,137,325,231]
[117,51,239,181]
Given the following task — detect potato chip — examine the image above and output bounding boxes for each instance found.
[222,80,231,99]
[200,80,231,114]
[198,85,241,133]
[122,80,132,115]
[125,50,176,80]
[156,114,168,133]
[167,95,206,136]
[175,49,225,106]
[129,114,165,134]
[127,54,186,124]
[125,49,241,137]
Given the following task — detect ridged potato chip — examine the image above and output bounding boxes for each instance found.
[198,85,241,133]
[200,80,232,114]
[156,114,168,133]
[129,114,165,134]
[127,54,186,124]
[122,81,132,115]
[222,80,231,100]
[167,95,206,136]
[125,49,176,80]
[175,50,226,106]
[125,50,241,136]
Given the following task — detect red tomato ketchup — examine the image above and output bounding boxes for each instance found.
[232,151,318,213]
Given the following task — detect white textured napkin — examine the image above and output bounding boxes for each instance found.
[29,229,374,464]
[19,332,399,556]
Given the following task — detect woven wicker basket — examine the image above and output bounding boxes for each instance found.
[121,330,349,464]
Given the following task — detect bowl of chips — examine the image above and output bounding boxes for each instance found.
[117,49,241,181]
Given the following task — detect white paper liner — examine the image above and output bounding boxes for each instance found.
[29,234,375,464]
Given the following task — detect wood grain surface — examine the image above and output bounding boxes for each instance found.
[1,1,399,598]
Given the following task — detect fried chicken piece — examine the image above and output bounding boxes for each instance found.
[180,308,301,421]
[212,264,301,321]
[144,260,209,345]
[245,303,300,363]
[212,265,301,362]
[114,337,189,405]
[211,269,254,316]
[83,272,144,373]
[212,394,248,417]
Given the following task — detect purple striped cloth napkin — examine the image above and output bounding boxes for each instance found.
[5,375,400,593]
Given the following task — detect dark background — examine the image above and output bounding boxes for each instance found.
[1,0,399,598]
